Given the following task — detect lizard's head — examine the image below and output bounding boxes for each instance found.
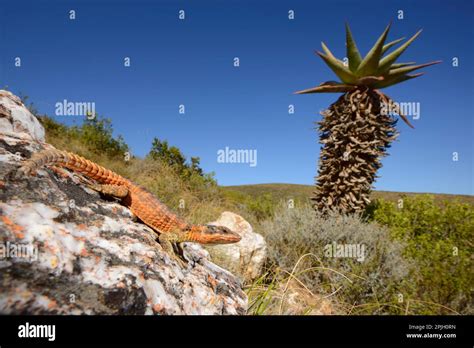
[197,225,242,245]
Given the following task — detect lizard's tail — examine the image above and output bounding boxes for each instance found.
[17,148,126,185]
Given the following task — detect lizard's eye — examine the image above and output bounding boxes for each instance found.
[205,225,241,243]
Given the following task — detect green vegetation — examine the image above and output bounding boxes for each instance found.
[371,195,473,314]
[225,183,474,207]
[148,138,211,182]
[222,189,275,223]
[41,115,129,159]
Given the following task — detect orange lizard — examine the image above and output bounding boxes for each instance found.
[15,148,241,265]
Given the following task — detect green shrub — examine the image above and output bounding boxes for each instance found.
[75,117,129,158]
[39,115,129,160]
[245,194,275,221]
[371,195,473,314]
[222,190,275,225]
[37,114,68,136]
[258,203,411,314]
[147,137,215,188]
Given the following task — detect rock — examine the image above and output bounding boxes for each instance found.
[0,90,247,315]
[278,279,334,315]
[0,90,45,142]
[206,212,267,282]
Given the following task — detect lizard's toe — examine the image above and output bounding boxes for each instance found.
[171,254,188,268]
[9,166,34,181]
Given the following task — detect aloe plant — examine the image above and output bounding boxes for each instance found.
[296,23,440,213]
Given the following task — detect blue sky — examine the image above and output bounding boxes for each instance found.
[1,0,473,194]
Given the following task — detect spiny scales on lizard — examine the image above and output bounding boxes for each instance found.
[15,148,241,265]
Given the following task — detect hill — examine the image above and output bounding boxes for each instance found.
[223,183,474,206]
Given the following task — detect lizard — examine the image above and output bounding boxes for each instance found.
[14,148,242,266]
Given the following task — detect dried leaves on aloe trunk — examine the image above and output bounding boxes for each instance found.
[313,88,398,213]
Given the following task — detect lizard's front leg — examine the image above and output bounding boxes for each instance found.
[158,231,187,267]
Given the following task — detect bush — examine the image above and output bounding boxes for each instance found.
[75,117,129,158]
[147,137,215,188]
[222,190,275,226]
[371,195,473,314]
[246,194,275,221]
[256,203,411,314]
[39,115,129,160]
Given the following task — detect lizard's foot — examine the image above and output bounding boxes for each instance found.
[74,174,97,189]
[49,165,72,179]
[158,234,188,268]
[171,252,187,268]
[130,213,139,222]
[10,165,35,181]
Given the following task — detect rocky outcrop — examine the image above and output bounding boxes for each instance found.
[0,90,247,315]
[0,90,45,142]
[206,212,267,282]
